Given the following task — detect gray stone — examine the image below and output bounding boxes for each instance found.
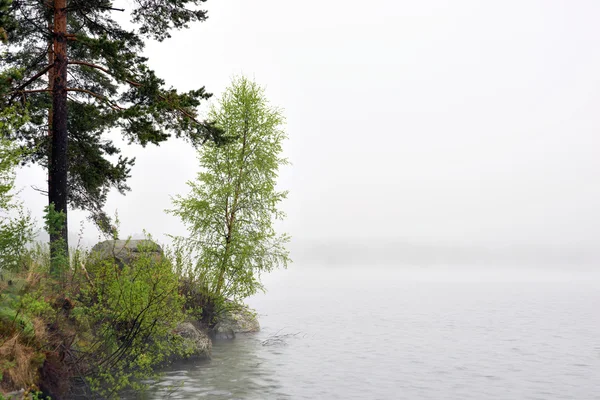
[90,239,163,268]
[213,326,236,340]
[1,390,42,400]
[212,303,260,340]
[3,389,25,400]
[174,322,212,359]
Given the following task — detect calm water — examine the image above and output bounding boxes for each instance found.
[135,266,600,399]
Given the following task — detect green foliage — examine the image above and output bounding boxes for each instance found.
[170,76,291,318]
[0,264,52,394]
[1,0,222,234]
[0,109,35,272]
[18,292,54,320]
[0,100,27,208]
[28,390,50,400]
[0,166,187,396]
[0,207,34,272]
[74,238,186,398]
[0,306,34,339]
[0,267,51,340]
[0,0,14,43]
[43,205,68,279]
[0,234,188,397]
[131,0,209,41]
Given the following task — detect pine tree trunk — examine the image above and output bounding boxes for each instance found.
[49,0,69,272]
[47,0,54,224]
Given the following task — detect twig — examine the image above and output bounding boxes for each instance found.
[31,185,48,195]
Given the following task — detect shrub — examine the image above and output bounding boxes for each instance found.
[0,109,35,273]
[73,238,186,398]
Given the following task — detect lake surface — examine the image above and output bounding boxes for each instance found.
[135,266,600,399]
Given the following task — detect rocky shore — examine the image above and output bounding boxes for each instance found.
[91,240,261,361]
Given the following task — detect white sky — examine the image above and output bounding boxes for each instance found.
[15,0,600,259]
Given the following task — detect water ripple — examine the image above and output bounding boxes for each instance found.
[128,267,600,400]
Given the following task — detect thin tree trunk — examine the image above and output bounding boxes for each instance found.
[49,0,69,272]
[214,116,249,296]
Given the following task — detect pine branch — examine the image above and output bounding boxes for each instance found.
[8,63,54,96]
[10,89,52,95]
[68,60,142,87]
[65,6,125,13]
[66,87,125,111]
[15,2,52,38]
[97,5,125,12]
[69,61,214,142]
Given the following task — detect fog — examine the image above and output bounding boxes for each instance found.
[15,0,600,265]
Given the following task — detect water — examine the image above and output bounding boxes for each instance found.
[136,266,600,399]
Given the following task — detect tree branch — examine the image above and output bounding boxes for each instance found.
[9,64,54,95]
[68,62,214,142]
[9,89,52,96]
[66,5,125,12]
[31,185,48,195]
[68,60,142,87]
[66,88,124,110]
[97,5,125,12]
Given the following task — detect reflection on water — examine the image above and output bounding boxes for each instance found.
[129,266,600,400]
[133,335,289,399]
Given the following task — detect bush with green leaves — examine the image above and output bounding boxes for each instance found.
[74,238,187,398]
[0,104,35,272]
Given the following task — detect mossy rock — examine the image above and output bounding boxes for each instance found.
[89,240,164,269]
[212,303,260,340]
[173,322,211,359]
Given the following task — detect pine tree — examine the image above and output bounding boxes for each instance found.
[0,0,222,269]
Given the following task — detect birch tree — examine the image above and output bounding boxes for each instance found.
[171,77,290,314]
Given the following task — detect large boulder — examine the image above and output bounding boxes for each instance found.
[212,303,260,340]
[173,322,212,359]
[90,240,163,268]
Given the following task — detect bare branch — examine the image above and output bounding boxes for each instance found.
[9,89,52,95]
[31,185,49,195]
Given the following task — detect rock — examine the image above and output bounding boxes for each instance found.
[90,240,163,268]
[225,303,261,333]
[3,389,25,400]
[173,322,212,359]
[212,303,260,340]
[213,326,236,340]
[1,390,43,400]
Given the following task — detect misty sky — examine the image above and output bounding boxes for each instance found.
[14,0,600,257]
